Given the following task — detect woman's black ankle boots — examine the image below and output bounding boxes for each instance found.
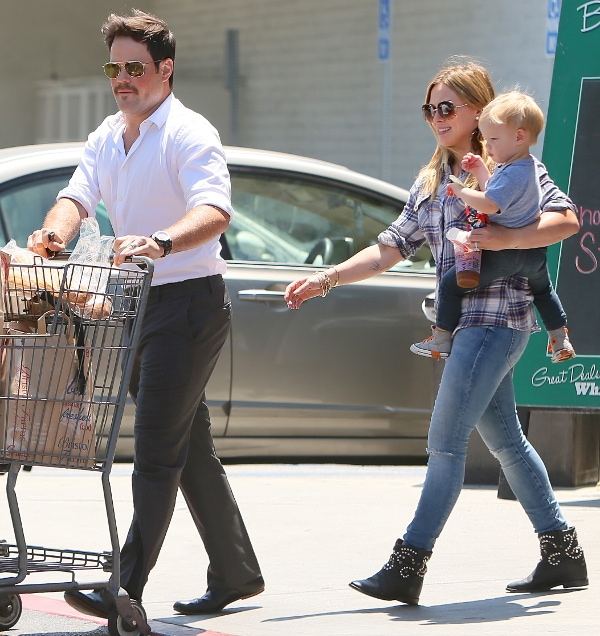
[349,527,587,606]
[349,539,432,605]
[506,526,588,592]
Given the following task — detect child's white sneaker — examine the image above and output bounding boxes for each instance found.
[548,327,576,363]
[410,326,452,360]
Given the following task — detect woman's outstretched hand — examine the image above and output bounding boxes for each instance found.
[284,274,323,309]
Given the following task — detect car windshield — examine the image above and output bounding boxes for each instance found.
[227,171,432,271]
[0,171,114,247]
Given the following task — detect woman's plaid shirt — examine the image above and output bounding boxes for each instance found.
[378,158,576,333]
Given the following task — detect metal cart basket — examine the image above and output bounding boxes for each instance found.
[0,255,153,635]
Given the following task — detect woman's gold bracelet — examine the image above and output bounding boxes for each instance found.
[315,266,340,297]
[331,265,340,288]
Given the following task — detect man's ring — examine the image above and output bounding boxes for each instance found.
[474,242,479,251]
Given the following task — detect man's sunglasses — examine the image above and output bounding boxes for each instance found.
[103,60,163,79]
[421,101,468,122]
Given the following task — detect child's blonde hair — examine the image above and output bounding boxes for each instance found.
[480,91,545,143]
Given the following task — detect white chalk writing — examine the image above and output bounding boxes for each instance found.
[578,2,600,32]
[531,363,600,398]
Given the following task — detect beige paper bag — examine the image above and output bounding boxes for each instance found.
[1,313,96,468]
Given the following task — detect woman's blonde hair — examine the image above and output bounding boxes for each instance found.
[418,57,496,196]
[480,91,545,143]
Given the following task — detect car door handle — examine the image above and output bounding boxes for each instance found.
[238,289,287,302]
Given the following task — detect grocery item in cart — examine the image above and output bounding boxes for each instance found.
[2,313,96,468]
[2,219,115,320]
[5,263,113,320]
[64,217,115,319]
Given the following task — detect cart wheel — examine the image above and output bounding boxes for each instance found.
[107,600,148,636]
[0,593,22,630]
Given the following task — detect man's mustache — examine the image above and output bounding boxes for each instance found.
[114,83,137,94]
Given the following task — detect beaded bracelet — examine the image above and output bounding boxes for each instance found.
[316,271,331,297]
[315,266,340,297]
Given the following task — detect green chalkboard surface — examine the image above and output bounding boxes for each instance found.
[514,1,600,408]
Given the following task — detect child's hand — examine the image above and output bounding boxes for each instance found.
[447,175,465,197]
[446,183,462,197]
[461,152,483,172]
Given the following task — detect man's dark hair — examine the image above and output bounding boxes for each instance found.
[101,8,176,88]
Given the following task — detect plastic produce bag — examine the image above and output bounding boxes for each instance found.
[66,218,114,305]
[1,239,48,264]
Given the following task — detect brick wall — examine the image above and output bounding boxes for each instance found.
[1,0,555,190]
[155,0,555,188]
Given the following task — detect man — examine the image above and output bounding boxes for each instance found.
[28,9,263,617]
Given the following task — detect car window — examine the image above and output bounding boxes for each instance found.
[0,171,114,247]
[228,171,433,272]
[94,201,114,236]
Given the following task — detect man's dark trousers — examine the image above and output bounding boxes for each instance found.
[119,274,262,600]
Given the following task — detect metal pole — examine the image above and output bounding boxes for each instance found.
[225,29,240,146]
[378,0,393,182]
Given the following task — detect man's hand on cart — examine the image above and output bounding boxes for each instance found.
[113,235,165,266]
[27,229,64,258]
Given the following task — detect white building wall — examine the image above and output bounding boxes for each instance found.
[0,1,131,150]
[2,0,555,190]
[155,0,555,188]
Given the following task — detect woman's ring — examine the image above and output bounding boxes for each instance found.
[129,242,137,249]
[474,241,479,251]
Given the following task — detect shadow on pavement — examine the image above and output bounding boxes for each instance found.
[258,590,590,628]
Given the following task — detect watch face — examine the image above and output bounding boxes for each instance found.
[152,231,172,256]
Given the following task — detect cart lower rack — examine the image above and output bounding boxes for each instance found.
[0,255,153,635]
[0,542,108,573]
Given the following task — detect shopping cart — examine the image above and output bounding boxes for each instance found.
[0,254,153,635]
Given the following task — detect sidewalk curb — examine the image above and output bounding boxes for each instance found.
[22,595,238,636]
[22,594,105,625]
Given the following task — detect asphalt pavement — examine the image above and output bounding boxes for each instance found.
[0,462,598,636]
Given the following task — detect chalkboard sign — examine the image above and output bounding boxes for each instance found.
[556,78,600,357]
[514,1,600,408]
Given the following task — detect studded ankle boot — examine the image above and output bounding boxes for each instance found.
[506,526,588,592]
[349,539,432,605]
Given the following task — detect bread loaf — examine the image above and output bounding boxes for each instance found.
[80,295,113,319]
[7,265,112,319]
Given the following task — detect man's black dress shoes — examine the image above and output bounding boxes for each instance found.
[173,576,265,614]
[63,589,112,619]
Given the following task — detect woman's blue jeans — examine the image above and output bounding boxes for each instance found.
[403,326,567,551]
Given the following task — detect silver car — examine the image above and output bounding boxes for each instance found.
[0,143,438,461]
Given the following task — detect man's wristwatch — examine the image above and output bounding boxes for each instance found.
[150,231,172,257]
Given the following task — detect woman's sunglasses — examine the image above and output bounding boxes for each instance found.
[103,60,163,79]
[421,100,468,122]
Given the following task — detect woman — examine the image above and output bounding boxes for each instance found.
[284,58,587,605]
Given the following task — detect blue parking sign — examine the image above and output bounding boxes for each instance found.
[547,0,561,19]
[379,38,390,61]
[379,0,390,29]
[378,0,391,60]
[546,0,561,56]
